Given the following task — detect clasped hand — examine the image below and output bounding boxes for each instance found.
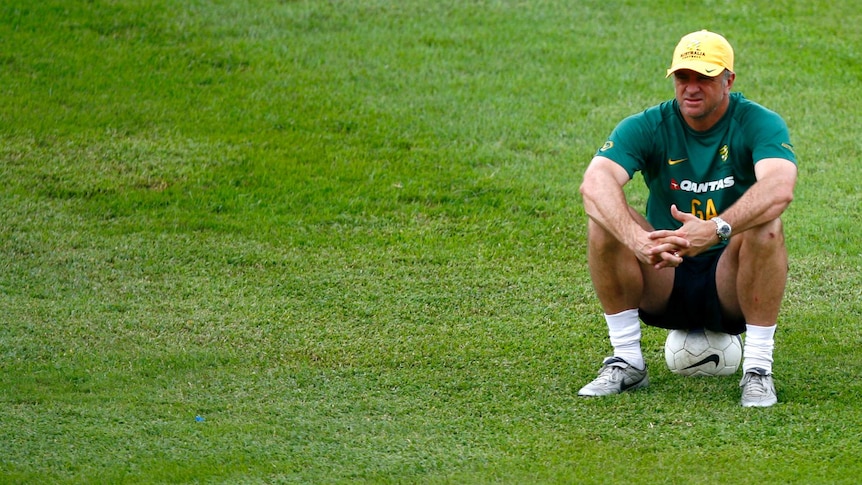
[639,204,717,270]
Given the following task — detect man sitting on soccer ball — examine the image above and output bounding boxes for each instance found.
[577,30,797,407]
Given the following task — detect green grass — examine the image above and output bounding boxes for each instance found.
[2,0,861,483]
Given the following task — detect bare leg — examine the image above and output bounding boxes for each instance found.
[579,211,673,393]
[586,210,675,315]
[716,218,787,325]
[586,218,644,314]
[717,218,786,381]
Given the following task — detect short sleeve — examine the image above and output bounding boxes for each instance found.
[595,112,657,178]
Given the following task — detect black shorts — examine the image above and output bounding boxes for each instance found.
[638,249,746,335]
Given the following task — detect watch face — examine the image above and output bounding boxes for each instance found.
[714,218,731,240]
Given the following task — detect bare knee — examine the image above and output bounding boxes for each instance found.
[587,218,621,251]
[733,219,787,270]
[744,218,785,248]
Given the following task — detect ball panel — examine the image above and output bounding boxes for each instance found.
[664,328,742,377]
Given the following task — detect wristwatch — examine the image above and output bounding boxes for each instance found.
[712,217,732,242]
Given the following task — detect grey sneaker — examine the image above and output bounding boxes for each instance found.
[740,367,777,408]
[578,357,648,397]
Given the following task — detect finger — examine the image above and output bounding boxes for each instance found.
[653,250,683,269]
[648,240,690,254]
[670,204,696,223]
[648,229,677,240]
[648,229,692,247]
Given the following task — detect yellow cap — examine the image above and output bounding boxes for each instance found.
[666,30,734,78]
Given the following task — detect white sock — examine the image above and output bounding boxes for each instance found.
[606,309,644,370]
[742,324,776,374]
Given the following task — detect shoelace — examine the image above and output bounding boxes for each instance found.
[600,365,626,382]
[744,374,770,396]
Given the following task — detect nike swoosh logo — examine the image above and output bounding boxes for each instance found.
[621,380,642,391]
[620,373,647,391]
[683,354,720,370]
[705,68,717,73]
[668,158,688,165]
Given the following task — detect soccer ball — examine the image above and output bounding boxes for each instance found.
[664,328,742,377]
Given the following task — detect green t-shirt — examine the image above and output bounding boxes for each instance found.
[596,92,797,251]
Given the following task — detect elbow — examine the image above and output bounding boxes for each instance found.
[579,178,598,218]
[767,174,796,213]
[579,171,599,201]
[768,189,794,222]
[775,169,797,210]
[778,186,795,209]
[579,180,599,212]
[578,180,590,200]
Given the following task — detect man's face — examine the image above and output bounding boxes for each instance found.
[673,69,734,130]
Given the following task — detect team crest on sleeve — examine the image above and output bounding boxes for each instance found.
[600,141,614,152]
[720,145,729,162]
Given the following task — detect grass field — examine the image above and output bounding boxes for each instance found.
[2,0,861,483]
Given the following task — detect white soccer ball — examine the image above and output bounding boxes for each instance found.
[664,328,742,377]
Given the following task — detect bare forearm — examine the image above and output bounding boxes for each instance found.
[581,174,644,249]
[720,169,795,234]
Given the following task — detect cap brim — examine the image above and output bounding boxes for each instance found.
[666,61,726,78]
